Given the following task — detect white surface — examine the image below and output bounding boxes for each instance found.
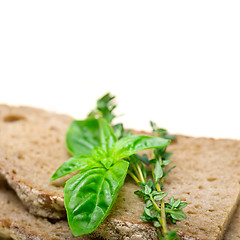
[0,1,240,139]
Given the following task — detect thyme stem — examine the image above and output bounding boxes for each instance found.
[136,163,145,183]
[128,170,140,183]
[131,162,142,182]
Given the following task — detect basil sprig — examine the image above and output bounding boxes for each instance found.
[51,117,169,236]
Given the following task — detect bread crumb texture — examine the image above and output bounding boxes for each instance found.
[0,183,93,240]
[0,105,72,218]
[0,104,240,240]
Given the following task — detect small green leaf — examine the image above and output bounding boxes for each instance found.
[172,199,181,209]
[153,193,168,201]
[165,203,172,210]
[164,135,176,140]
[165,230,180,240]
[178,202,188,209]
[152,191,160,196]
[134,190,145,199]
[145,185,152,195]
[163,152,173,160]
[170,209,187,221]
[146,200,153,208]
[162,159,172,166]
[50,155,103,181]
[164,166,176,177]
[169,196,175,206]
[153,221,161,228]
[140,215,152,223]
[111,135,170,161]
[143,206,152,217]
[135,153,150,166]
[88,93,116,123]
[154,160,163,182]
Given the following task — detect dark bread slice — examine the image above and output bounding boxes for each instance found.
[1,105,240,239]
[0,182,94,240]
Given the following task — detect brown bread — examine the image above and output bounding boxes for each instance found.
[223,202,240,239]
[0,104,240,239]
[0,104,72,218]
[0,182,93,240]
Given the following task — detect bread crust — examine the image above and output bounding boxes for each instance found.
[0,183,94,240]
[0,104,70,218]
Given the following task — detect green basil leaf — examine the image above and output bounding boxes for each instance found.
[98,117,117,153]
[66,119,100,155]
[92,146,106,160]
[66,118,117,156]
[64,160,129,236]
[50,155,103,181]
[111,135,170,161]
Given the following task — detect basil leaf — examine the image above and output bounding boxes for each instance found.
[92,146,106,160]
[66,119,100,155]
[111,135,170,160]
[98,118,117,153]
[92,147,113,169]
[64,160,129,236]
[50,155,103,181]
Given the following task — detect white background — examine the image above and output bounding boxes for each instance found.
[0,1,239,139]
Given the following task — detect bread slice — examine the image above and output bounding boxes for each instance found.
[0,104,72,218]
[223,202,240,239]
[1,105,240,239]
[90,135,240,240]
[0,182,93,240]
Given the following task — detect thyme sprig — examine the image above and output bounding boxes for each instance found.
[128,123,187,240]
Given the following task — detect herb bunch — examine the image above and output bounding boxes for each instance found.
[50,93,187,239]
[131,123,187,239]
[51,93,169,236]
[93,94,188,239]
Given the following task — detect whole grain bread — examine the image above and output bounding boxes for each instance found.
[0,105,240,239]
[0,182,94,240]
